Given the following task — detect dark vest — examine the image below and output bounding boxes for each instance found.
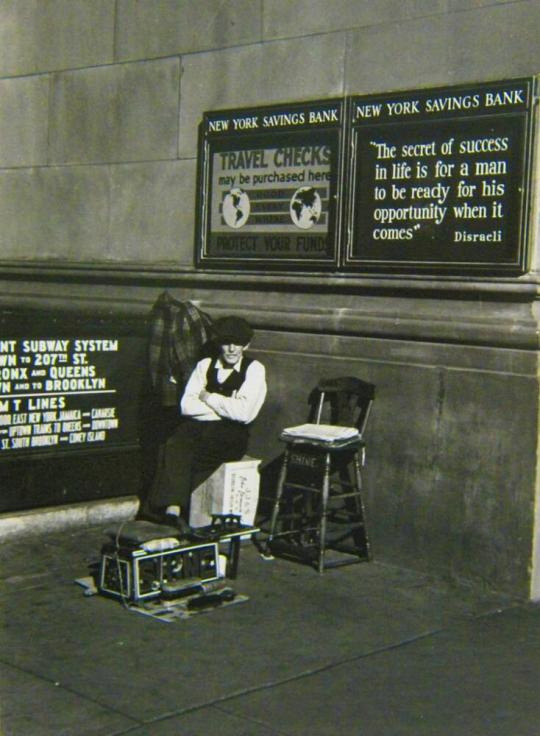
[205,356,253,397]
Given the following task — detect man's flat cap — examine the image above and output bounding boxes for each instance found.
[213,316,253,345]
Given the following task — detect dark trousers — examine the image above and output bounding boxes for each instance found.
[149,418,249,515]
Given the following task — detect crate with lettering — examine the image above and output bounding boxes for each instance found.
[189,456,261,529]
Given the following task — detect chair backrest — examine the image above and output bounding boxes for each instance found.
[308,376,375,437]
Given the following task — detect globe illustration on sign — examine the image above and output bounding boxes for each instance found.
[289,187,322,230]
[222,188,250,229]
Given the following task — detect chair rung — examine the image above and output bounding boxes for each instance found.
[322,557,366,569]
[271,527,319,539]
[329,514,365,524]
[273,514,312,523]
[283,482,322,493]
[282,484,362,495]
[268,541,318,565]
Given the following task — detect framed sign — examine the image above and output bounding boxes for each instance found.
[196,99,346,270]
[0,310,143,459]
[346,78,535,274]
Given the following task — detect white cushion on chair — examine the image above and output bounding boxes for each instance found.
[281,423,359,442]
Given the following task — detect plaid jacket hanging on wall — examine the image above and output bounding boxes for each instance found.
[148,292,214,407]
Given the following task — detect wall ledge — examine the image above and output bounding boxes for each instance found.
[0,261,539,298]
[0,278,538,350]
[0,497,139,542]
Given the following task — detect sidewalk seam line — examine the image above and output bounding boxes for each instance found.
[109,612,514,735]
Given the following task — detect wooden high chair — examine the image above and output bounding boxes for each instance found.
[266,376,375,573]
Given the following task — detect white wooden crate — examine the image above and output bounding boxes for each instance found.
[189,457,261,528]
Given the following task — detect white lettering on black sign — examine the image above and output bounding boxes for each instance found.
[0,338,120,452]
[349,79,532,271]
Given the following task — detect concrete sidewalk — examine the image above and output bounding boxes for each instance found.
[0,524,539,736]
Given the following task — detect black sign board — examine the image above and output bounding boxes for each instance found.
[0,311,143,459]
[346,78,536,274]
[196,99,346,269]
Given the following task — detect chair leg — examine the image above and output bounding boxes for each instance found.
[353,452,371,561]
[317,451,331,573]
[266,447,290,550]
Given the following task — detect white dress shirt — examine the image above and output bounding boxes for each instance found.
[180,357,266,424]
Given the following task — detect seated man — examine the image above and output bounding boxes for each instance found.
[149,315,266,532]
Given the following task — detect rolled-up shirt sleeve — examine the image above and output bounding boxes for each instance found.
[205,361,266,424]
[180,358,220,420]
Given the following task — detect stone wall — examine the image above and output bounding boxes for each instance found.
[0,0,539,597]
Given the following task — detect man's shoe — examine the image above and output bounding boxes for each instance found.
[164,513,192,538]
